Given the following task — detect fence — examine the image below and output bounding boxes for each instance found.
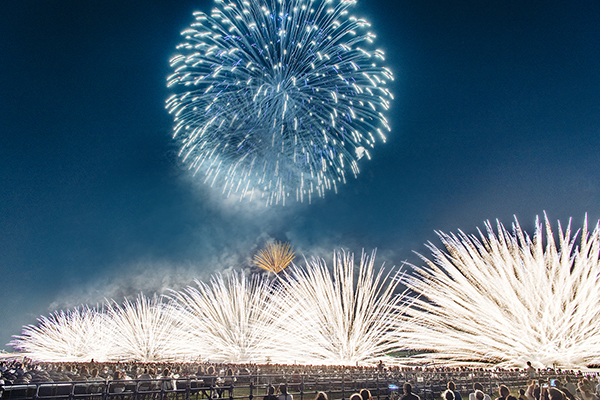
[1,369,593,400]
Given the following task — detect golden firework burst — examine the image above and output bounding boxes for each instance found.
[253,241,295,274]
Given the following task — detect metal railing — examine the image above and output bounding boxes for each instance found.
[1,369,594,400]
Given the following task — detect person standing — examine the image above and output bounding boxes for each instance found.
[526,362,536,380]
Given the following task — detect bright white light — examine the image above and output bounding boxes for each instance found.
[166,0,394,205]
[271,250,407,365]
[170,272,281,363]
[9,306,110,362]
[398,214,600,368]
[10,251,408,365]
[15,217,600,369]
[105,294,186,362]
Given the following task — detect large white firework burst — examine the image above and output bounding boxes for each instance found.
[272,250,406,365]
[171,272,282,363]
[10,251,409,365]
[166,0,393,205]
[9,306,111,362]
[400,215,600,368]
[106,294,186,362]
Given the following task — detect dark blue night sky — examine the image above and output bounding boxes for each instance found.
[1,0,600,351]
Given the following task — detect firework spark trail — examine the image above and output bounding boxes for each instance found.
[171,272,283,363]
[253,241,295,273]
[9,307,111,362]
[9,251,410,365]
[399,215,600,368]
[272,250,407,365]
[166,0,394,205]
[10,226,600,368]
[106,294,186,362]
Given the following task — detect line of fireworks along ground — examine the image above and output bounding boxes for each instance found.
[9,215,600,368]
[1,367,593,400]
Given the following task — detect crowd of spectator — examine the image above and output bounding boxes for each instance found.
[1,358,599,400]
[438,376,600,400]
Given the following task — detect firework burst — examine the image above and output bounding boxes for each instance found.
[171,271,282,363]
[166,0,394,205]
[399,215,600,368]
[253,241,295,273]
[10,250,408,365]
[9,306,111,362]
[106,294,186,362]
[272,250,406,365]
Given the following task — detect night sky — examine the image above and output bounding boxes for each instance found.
[2,0,600,351]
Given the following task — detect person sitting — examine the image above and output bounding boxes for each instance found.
[224,368,235,383]
[204,365,220,398]
[496,386,510,400]
[448,382,463,400]
[524,381,538,400]
[161,368,176,391]
[278,383,293,400]
[77,366,90,381]
[190,366,205,392]
[314,392,328,400]
[137,368,154,393]
[360,389,373,400]
[444,390,456,400]
[564,377,577,399]
[579,381,599,400]
[549,389,565,400]
[401,383,420,400]
[264,385,278,400]
[110,371,126,394]
[518,388,528,400]
[470,383,491,400]
[205,366,218,387]
[555,380,575,400]
[88,369,104,394]
[220,368,236,398]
